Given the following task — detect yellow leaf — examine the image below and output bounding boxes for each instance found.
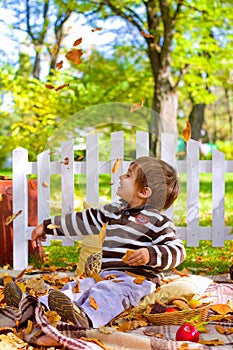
[210,303,233,315]
[99,222,108,244]
[112,158,121,173]
[182,121,191,142]
[89,295,98,310]
[130,98,144,113]
[5,210,23,225]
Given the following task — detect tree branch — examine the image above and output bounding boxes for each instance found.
[173,63,190,89]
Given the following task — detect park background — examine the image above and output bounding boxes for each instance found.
[0,0,232,274]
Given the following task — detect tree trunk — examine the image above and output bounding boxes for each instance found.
[189,103,205,141]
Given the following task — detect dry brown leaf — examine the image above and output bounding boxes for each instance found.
[210,303,233,315]
[112,158,121,174]
[73,37,82,46]
[92,273,104,283]
[98,326,116,334]
[72,281,80,293]
[55,83,69,91]
[140,30,155,39]
[89,295,98,310]
[134,275,146,285]
[0,193,3,202]
[173,267,189,277]
[3,275,14,285]
[112,279,124,283]
[91,27,103,32]
[45,83,55,90]
[130,98,144,113]
[28,178,37,191]
[216,324,233,335]
[65,49,83,63]
[182,121,192,142]
[80,337,109,350]
[105,274,117,280]
[25,320,34,334]
[122,250,135,264]
[45,310,61,326]
[198,338,225,346]
[172,299,191,310]
[42,181,49,188]
[56,60,63,69]
[99,222,108,244]
[5,210,23,225]
[26,278,47,295]
[52,43,59,56]
[61,157,69,165]
[117,320,132,332]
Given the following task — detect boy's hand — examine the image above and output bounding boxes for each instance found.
[31,223,46,248]
[127,248,150,266]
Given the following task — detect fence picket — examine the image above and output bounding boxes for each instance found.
[212,148,225,247]
[11,131,233,269]
[186,139,200,246]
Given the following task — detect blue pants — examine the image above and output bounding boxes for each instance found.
[40,270,155,328]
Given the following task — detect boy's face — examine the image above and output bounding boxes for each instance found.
[117,164,141,206]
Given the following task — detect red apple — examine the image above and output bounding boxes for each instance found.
[176,324,199,342]
[165,307,179,312]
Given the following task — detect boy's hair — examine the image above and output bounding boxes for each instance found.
[131,157,179,211]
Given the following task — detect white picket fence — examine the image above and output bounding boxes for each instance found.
[12,131,233,270]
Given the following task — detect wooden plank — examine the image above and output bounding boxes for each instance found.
[86,134,99,206]
[12,147,29,270]
[186,139,200,246]
[212,149,225,246]
[37,150,50,223]
[61,140,74,214]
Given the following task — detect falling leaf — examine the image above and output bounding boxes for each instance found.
[65,49,83,64]
[42,181,49,187]
[112,158,121,173]
[99,222,108,244]
[0,193,2,202]
[130,98,145,113]
[140,30,155,39]
[47,224,61,230]
[56,60,63,69]
[55,83,69,91]
[182,121,191,142]
[73,37,82,46]
[89,295,98,310]
[91,27,103,32]
[45,83,55,90]
[5,210,23,225]
[52,43,59,55]
[28,178,37,191]
[61,157,69,165]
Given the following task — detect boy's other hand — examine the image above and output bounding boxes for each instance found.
[127,248,150,266]
[31,223,46,248]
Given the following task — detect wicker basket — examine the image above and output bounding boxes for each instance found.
[144,304,210,326]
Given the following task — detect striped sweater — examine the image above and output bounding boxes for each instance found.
[44,202,186,279]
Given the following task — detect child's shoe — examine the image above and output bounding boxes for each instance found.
[48,289,89,328]
[4,281,23,308]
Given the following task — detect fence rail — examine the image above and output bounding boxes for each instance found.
[12,131,233,270]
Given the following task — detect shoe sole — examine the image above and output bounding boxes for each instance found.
[4,282,23,308]
[48,290,89,328]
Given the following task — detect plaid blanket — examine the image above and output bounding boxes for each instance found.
[23,283,233,350]
[2,282,233,349]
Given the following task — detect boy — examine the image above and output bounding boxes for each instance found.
[8,157,185,328]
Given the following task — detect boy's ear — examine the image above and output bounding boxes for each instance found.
[139,186,152,199]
